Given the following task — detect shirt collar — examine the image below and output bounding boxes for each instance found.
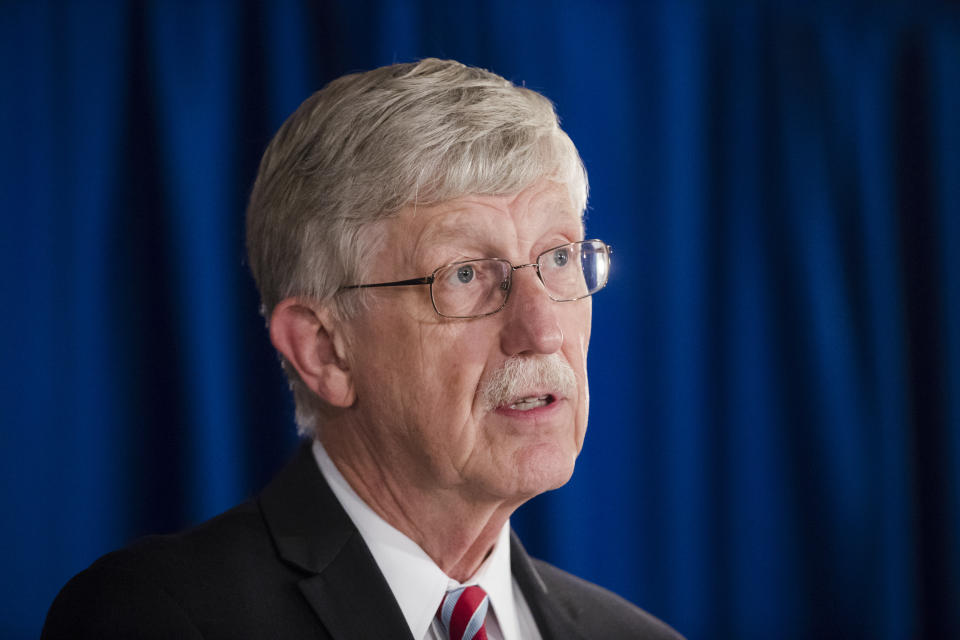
[311,440,521,640]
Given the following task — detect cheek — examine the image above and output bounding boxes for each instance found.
[404,326,491,426]
[579,299,593,348]
[425,333,489,408]
[561,304,592,374]
[563,305,592,436]
[349,312,427,411]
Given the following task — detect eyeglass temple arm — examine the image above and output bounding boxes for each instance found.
[340,276,433,291]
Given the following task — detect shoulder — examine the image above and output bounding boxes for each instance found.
[41,555,205,640]
[531,558,685,640]
[42,500,314,640]
[64,499,275,593]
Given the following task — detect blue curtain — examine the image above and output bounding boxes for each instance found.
[2,2,958,638]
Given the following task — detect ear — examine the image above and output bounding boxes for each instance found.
[269,299,355,408]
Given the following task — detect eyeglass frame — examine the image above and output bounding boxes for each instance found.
[338,239,612,319]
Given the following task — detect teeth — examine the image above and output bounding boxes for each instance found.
[508,395,550,411]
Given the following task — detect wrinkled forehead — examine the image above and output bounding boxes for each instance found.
[383,180,585,268]
[425,188,581,238]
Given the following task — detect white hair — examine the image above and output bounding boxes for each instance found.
[246,58,589,437]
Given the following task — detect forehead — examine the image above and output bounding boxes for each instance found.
[400,181,584,259]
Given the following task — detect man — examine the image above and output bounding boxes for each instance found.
[43,59,682,639]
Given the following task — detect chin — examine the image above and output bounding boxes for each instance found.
[508,441,579,498]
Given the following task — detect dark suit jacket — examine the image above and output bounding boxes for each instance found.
[43,442,683,639]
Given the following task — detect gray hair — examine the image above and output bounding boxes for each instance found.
[245,58,588,437]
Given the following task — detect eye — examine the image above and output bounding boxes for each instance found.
[456,264,475,283]
[552,247,570,267]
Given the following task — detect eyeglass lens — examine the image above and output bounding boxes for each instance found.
[431,240,610,318]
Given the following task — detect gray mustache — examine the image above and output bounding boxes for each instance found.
[479,354,578,410]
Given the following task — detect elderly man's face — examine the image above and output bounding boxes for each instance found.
[343,179,591,503]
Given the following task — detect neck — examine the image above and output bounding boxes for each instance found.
[319,432,523,582]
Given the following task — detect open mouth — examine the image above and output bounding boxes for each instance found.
[505,394,556,411]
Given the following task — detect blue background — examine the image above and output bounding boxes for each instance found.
[2,1,959,638]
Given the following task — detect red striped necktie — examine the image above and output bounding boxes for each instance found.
[437,585,490,640]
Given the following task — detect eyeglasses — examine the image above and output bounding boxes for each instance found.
[340,239,611,319]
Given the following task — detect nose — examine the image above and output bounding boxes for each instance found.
[499,265,564,356]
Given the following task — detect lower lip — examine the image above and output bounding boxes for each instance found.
[494,397,565,420]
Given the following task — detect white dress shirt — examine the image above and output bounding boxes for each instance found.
[312,441,542,640]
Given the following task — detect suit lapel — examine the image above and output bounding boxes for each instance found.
[510,531,589,640]
[296,535,414,640]
[258,442,414,640]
